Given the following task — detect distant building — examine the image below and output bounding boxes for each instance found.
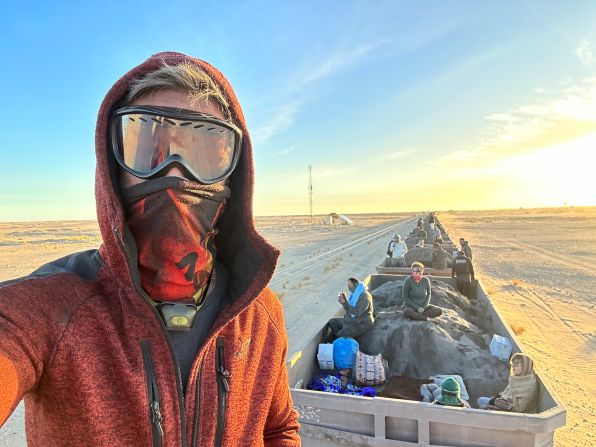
[323,213,353,226]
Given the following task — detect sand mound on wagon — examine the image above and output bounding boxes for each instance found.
[357,279,510,400]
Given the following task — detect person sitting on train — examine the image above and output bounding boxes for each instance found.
[416,225,427,242]
[433,377,470,408]
[477,353,538,413]
[428,212,436,230]
[327,277,375,339]
[402,262,442,321]
[431,242,451,270]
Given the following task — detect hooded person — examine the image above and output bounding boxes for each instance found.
[433,377,470,408]
[0,52,300,446]
[478,353,538,413]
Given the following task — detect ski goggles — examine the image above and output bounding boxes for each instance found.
[110,106,242,184]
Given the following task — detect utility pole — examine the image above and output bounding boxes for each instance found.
[308,164,313,225]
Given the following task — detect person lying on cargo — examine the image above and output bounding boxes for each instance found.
[459,238,473,260]
[386,234,408,267]
[327,277,375,338]
[433,377,470,408]
[477,353,538,413]
[402,262,443,321]
[452,250,475,298]
[431,242,452,270]
[0,52,300,446]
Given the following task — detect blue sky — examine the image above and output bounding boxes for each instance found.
[1,1,595,221]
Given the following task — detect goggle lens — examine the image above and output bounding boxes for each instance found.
[112,107,241,184]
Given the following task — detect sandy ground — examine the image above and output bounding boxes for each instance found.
[440,207,596,447]
[1,208,592,446]
[0,213,416,446]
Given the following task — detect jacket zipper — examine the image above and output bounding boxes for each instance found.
[191,356,205,447]
[141,341,164,447]
[113,227,187,447]
[214,336,230,447]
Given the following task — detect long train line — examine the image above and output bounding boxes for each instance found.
[270,217,414,287]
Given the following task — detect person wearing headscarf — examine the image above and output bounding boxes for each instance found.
[478,353,538,413]
[433,377,470,408]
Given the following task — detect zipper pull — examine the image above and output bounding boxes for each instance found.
[151,400,164,438]
[218,369,231,393]
[216,337,230,393]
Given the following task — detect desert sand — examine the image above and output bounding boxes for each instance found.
[0,208,594,446]
[440,207,596,447]
[0,213,415,446]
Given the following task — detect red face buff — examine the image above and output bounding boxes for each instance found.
[411,271,423,282]
[122,176,231,303]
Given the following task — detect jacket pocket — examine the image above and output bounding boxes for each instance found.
[141,340,164,447]
[214,336,231,447]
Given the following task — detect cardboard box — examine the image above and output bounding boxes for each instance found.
[317,343,334,370]
[490,334,513,361]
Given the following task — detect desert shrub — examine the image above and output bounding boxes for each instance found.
[511,323,526,336]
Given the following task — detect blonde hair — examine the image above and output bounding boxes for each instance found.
[411,261,425,271]
[125,62,232,121]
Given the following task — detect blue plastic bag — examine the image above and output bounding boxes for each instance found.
[332,337,359,369]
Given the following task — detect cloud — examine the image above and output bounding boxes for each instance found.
[438,77,596,166]
[445,131,596,182]
[271,144,299,158]
[300,41,386,86]
[576,40,593,65]
[251,101,302,145]
[378,149,414,160]
[253,41,387,144]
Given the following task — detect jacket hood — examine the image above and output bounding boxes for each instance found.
[95,51,279,307]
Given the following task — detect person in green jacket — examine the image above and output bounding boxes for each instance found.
[327,277,375,339]
[433,377,470,408]
[402,262,443,321]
